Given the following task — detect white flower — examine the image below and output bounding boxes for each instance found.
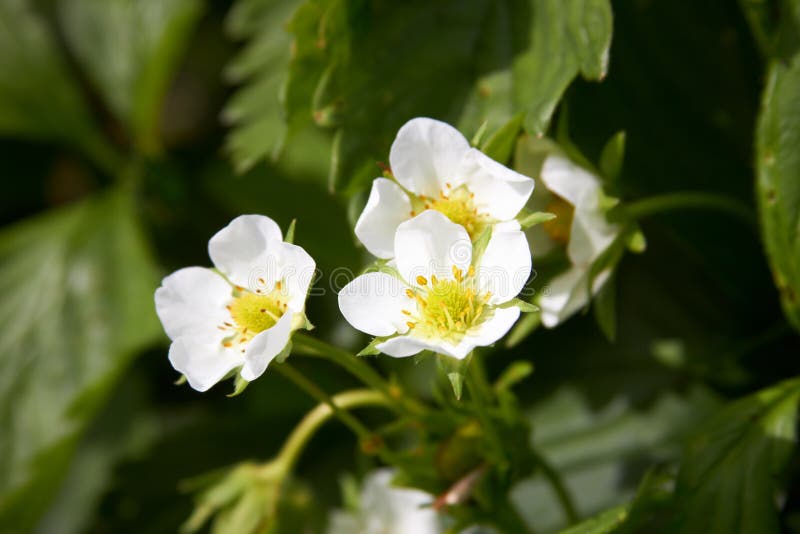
[327,469,440,534]
[529,155,620,327]
[355,117,535,259]
[339,211,531,359]
[154,215,315,392]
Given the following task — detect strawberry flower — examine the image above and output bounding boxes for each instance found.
[355,117,535,259]
[339,211,531,359]
[155,215,314,391]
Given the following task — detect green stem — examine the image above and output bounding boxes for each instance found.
[274,388,391,472]
[465,353,506,464]
[293,333,424,416]
[624,192,756,228]
[274,363,374,442]
[532,449,578,525]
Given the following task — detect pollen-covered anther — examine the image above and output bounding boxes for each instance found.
[416,275,428,286]
[407,274,492,343]
[222,284,288,349]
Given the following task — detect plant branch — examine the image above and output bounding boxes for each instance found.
[273,387,392,472]
[624,192,756,229]
[531,449,579,525]
[293,333,425,416]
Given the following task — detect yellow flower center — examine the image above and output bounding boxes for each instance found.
[219,283,288,352]
[412,184,490,240]
[403,266,492,343]
[542,195,574,244]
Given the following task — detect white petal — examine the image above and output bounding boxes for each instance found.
[539,156,600,206]
[395,210,471,287]
[168,335,244,392]
[241,310,294,381]
[389,117,470,196]
[569,208,619,266]
[354,178,412,259]
[462,148,535,220]
[272,242,316,311]
[208,214,283,288]
[361,469,439,534]
[375,335,430,358]
[539,156,619,265]
[477,230,532,304]
[338,272,411,337]
[539,267,611,327]
[155,267,232,340]
[464,306,521,348]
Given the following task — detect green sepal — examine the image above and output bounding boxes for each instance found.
[284,219,296,244]
[599,130,626,188]
[437,354,468,400]
[357,336,391,357]
[504,312,541,348]
[448,372,464,401]
[499,298,539,313]
[275,341,293,364]
[593,274,617,342]
[480,113,525,164]
[471,225,492,268]
[174,375,188,386]
[227,374,249,398]
[494,361,534,393]
[517,210,556,229]
[470,120,489,148]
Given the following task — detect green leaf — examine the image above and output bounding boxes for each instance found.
[36,381,158,534]
[272,0,612,193]
[511,386,719,532]
[673,377,800,534]
[58,0,204,155]
[514,0,613,136]
[518,210,557,229]
[0,0,112,165]
[0,189,162,530]
[223,0,306,172]
[756,52,800,332]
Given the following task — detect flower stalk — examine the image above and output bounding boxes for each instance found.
[624,191,755,228]
[292,332,425,416]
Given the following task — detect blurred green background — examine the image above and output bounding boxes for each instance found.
[1,0,800,532]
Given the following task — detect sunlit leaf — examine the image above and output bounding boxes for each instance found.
[59,0,204,154]
[756,52,800,332]
[0,0,112,165]
[0,189,162,530]
[673,377,800,533]
[226,0,612,192]
[223,0,305,172]
[511,386,719,532]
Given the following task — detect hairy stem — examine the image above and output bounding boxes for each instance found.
[274,387,392,472]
